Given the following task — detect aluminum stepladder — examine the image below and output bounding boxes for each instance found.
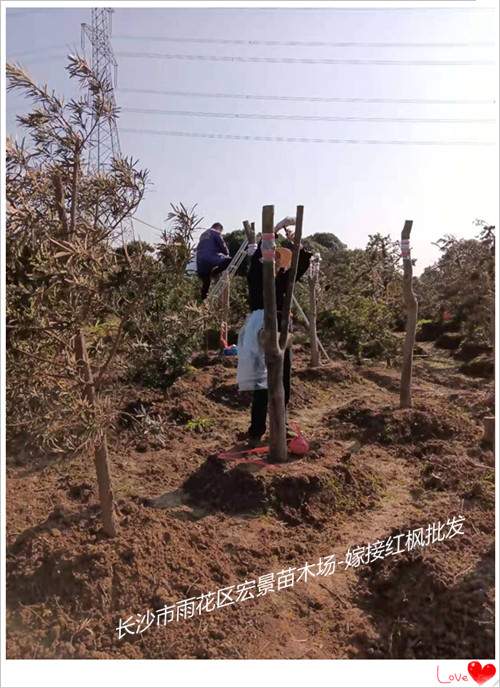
[206,238,249,348]
[206,238,249,304]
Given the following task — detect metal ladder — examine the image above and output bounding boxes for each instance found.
[206,238,249,303]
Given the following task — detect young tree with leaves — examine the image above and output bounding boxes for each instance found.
[6,57,148,536]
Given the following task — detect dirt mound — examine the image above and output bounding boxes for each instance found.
[420,453,495,506]
[6,496,258,659]
[446,390,495,424]
[296,362,359,385]
[358,368,400,392]
[183,455,380,526]
[435,332,463,350]
[416,321,444,342]
[333,398,478,445]
[460,354,494,379]
[6,346,494,660]
[354,544,495,659]
[207,383,252,410]
[454,340,492,362]
[190,353,221,368]
[413,439,461,458]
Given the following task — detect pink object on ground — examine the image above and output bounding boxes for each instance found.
[288,424,310,456]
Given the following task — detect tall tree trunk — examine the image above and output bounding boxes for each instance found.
[261,205,287,463]
[267,348,287,461]
[262,205,303,463]
[308,278,319,367]
[489,301,495,348]
[307,254,320,367]
[75,329,117,536]
[488,277,495,347]
[400,220,418,409]
[279,207,303,347]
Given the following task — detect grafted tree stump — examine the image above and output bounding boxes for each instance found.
[307,253,321,368]
[262,205,303,463]
[243,219,256,245]
[400,220,418,409]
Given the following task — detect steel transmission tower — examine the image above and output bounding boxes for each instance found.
[81,8,121,172]
[81,9,134,241]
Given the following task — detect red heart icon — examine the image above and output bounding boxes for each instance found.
[468,661,496,686]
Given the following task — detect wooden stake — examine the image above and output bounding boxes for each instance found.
[75,329,117,537]
[400,220,418,409]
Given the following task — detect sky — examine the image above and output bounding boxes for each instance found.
[5,3,498,274]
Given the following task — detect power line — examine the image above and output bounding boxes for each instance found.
[7,10,50,18]
[8,54,66,66]
[7,45,75,59]
[131,216,164,233]
[122,106,495,125]
[116,51,495,67]
[114,34,495,49]
[117,87,495,106]
[122,127,494,147]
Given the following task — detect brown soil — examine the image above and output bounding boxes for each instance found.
[5,345,495,659]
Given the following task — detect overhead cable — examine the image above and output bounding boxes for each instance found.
[122,127,494,146]
[117,51,495,66]
[122,106,495,124]
[118,87,495,106]
[114,34,495,49]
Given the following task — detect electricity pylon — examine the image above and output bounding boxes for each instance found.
[81,8,121,172]
[81,8,134,241]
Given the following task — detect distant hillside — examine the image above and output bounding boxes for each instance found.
[302,232,347,256]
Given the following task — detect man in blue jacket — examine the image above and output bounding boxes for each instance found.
[196,222,232,300]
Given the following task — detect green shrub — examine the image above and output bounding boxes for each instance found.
[319,298,399,363]
[186,417,214,433]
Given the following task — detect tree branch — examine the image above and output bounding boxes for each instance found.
[94,317,126,391]
[52,172,69,236]
[279,205,303,350]
[69,148,80,235]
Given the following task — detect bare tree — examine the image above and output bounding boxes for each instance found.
[261,205,303,463]
[400,220,418,409]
